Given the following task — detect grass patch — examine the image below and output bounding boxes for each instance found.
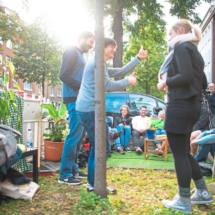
[0,168,215,214]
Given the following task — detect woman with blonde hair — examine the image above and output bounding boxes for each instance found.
[110,105,132,154]
[157,19,213,214]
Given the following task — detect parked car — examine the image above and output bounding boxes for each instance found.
[105,92,166,117]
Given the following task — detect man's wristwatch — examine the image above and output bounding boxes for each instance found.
[137,56,141,61]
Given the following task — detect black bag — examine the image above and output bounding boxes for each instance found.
[1,168,31,185]
[199,162,212,176]
[78,150,89,168]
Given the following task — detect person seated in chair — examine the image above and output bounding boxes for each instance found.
[132,106,149,155]
[151,110,166,156]
[191,128,215,162]
[110,105,132,154]
[190,103,210,157]
[106,116,122,142]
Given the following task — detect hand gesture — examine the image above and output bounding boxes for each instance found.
[137,46,148,60]
[128,71,137,86]
[157,81,166,92]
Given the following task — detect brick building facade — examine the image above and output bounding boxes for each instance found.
[0,1,62,104]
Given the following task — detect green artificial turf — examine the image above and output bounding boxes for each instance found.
[107,151,175,169]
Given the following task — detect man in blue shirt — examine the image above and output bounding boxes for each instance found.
[58,31,94,185]
[76,38,148,192]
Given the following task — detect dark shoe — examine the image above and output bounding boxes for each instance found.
[124,147,132,152]
[157,149,164,157]
[58,176,82,185]
[113,130,123,140]
[136,147,142,155]
[116,146,125,154]
[107,187,117,194]
[87,183,94,192]
[75,171,87,179]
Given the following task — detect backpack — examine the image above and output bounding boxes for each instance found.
[0,125,21,168]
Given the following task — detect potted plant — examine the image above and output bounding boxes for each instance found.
[41,103,68,161]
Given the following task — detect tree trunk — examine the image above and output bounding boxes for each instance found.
[42,74,45,97]
[94,0,106,198]
[112,8,123,80]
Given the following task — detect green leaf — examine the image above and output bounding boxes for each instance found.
[5,73,9,83]
[9,61,16,78]
[12,79,21,90]
[9,90,14,100]
[41,104,58,118]
[58,103,67,118]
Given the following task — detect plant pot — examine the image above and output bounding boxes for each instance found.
[44,139,64,161]
[146,129,157,140]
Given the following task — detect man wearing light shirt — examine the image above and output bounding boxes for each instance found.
[132,106,149,154]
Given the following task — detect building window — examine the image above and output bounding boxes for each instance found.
[24,82,33,91]
[0,37,3,46]
[50,87,54,96]
[6,40,12,49]
[38,84,41,94]
[57,89,62,97]
[0,54,2,65]
[6,56,11,67]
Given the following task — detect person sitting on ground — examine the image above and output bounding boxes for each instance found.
[132,106,149,155]
[110,105,132,154]
[151,110,166,156]
[190,103,209,157]
[191,128,215,162]
[106,116,122,141]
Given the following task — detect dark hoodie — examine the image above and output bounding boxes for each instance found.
[113,114,132,128]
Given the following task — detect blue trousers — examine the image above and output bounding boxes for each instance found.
[110,124,131,148]
[59,102,85,179]
[154,129,166,144]
[77,111,111,187]
[195,144,215,161]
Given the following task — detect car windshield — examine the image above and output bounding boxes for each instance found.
[135,102,155,110]
[129,94,157,111]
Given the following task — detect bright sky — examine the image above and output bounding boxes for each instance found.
[1,0,212,46]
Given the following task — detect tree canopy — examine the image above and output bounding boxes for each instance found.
[13,17,63,96]
[0,8,25,50]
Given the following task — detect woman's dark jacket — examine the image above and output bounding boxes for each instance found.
[113,114,132,128]
[166,42,207,101]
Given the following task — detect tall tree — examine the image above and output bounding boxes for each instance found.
[0,8,25,50]
[86,0,215,69]
[124,0,167,99]
[13,17,62,96]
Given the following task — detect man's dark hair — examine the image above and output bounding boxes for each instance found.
[104,38,117,48]
[78,31,94,41]
[140,106,147,110]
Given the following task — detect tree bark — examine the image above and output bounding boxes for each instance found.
[112,8,123,80]
[94,0,106,198]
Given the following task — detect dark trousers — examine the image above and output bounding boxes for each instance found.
[132,130,147,149]
[167,132,203,188]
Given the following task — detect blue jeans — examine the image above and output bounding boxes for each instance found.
[76,111,111,187]
[59,102,85,179]
[154,129,166,144]
[195,144,215,161]
[111,124,131,148]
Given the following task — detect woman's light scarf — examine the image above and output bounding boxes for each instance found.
[159,33,199,81]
